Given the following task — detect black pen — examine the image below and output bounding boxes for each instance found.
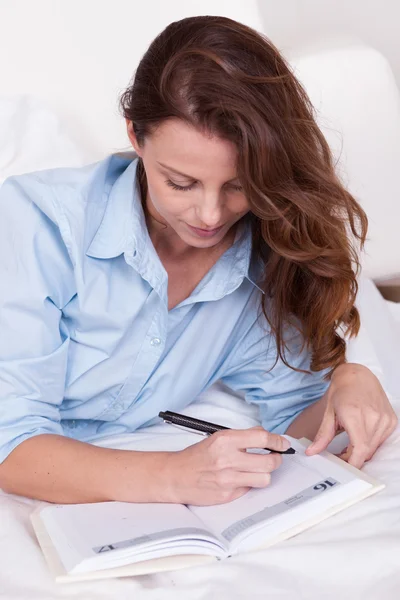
[158,410,296,454]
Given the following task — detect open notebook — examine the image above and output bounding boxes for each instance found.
[31,438,383,583]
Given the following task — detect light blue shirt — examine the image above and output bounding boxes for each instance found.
[0,154,329,463]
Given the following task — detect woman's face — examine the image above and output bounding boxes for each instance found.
[127,118,250,249]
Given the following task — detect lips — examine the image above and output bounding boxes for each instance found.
[187,224,224,238]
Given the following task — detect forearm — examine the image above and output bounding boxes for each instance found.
[286,395,328,439]
[0,434,174,504]
[286,363,366,440]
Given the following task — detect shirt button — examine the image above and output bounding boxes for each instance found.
[150,337,161,346]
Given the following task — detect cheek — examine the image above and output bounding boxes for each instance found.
[148,181,188,218]
[229,195,250,216]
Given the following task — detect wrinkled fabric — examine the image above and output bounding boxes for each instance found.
[0,153,328,462]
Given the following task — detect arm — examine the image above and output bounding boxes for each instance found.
[285,391,328,440]
[0,428,289,505]
[0,177,287,505]
[290,362,397,466]
[220,313,397,467]
[0,434,174,503]
[0,177,178,503]
[220,316,330,435]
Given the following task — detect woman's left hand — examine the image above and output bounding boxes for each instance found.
[306,363,398,468]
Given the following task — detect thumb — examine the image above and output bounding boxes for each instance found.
[306,408,337,456]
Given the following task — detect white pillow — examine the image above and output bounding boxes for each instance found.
[350,277,400,398]
[0,95,90,183]
[293,45,400,280]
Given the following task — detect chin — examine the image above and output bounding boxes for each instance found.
[184,236,221,248]
[186,230,227,246]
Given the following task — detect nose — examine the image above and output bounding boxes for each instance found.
[196,192,223,229]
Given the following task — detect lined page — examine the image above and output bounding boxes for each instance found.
[189,439,369,542]
[40,501,223,574]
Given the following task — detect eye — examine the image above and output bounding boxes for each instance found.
[165,179,197,192]
[227,183,243,192]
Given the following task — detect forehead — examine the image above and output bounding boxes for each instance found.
[145,118,238,179]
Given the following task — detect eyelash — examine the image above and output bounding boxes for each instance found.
[166,179,196,192]
[165,179,243,192]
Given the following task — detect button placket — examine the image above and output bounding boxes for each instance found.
[101,249,169,418]
[107,304,167,415]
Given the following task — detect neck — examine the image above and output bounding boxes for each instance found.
[143,203,193,259]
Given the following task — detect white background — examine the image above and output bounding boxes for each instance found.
[1,0,399,158]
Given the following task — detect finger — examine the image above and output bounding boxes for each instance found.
[306,409,336,455]
[229,427,291,453]
[228,487,251,502]
[348,415,397,466]
[216,468,272,490]
[388,412,399,436]
[235,471,272,489]
[364,420,393,461]
[347,440,371,469]
[370,425,387,456]
[379,414,398,442]
[337,445,352,462]
[345,418,371,468]
[236,451,283,474]
[347,444,370,469]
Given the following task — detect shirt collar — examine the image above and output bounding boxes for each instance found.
[179,218,264,306]
[86,154,167,293]
[86,153,144,260]
[86,153,264,302]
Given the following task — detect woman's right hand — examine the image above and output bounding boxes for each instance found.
[163,427,289,506]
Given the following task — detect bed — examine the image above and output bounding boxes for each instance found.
[1,5,400,599]
[1,299,400,600]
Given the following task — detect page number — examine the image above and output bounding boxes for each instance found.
[313,479,336,492]
[97,544,115,553]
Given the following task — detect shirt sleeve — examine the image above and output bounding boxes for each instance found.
[220,310,330,434]
[0,176,76,463]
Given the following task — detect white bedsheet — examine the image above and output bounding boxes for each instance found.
[1,380,400,600]
[1,291,400,599]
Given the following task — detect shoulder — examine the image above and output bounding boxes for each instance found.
[0,153,134,225]
[0,153,137,264]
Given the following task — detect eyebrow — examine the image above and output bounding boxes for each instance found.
[157,161,240,183]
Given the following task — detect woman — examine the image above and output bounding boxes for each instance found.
[0,16,396,506]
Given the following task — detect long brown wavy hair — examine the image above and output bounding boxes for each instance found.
[120,15,367,376]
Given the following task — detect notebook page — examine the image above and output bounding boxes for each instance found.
[189,439,369,543]
[40,501,225,574]
[231,477,372,554]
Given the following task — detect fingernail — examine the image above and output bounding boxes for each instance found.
[306,443,315,454]
[282,436,291,450]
